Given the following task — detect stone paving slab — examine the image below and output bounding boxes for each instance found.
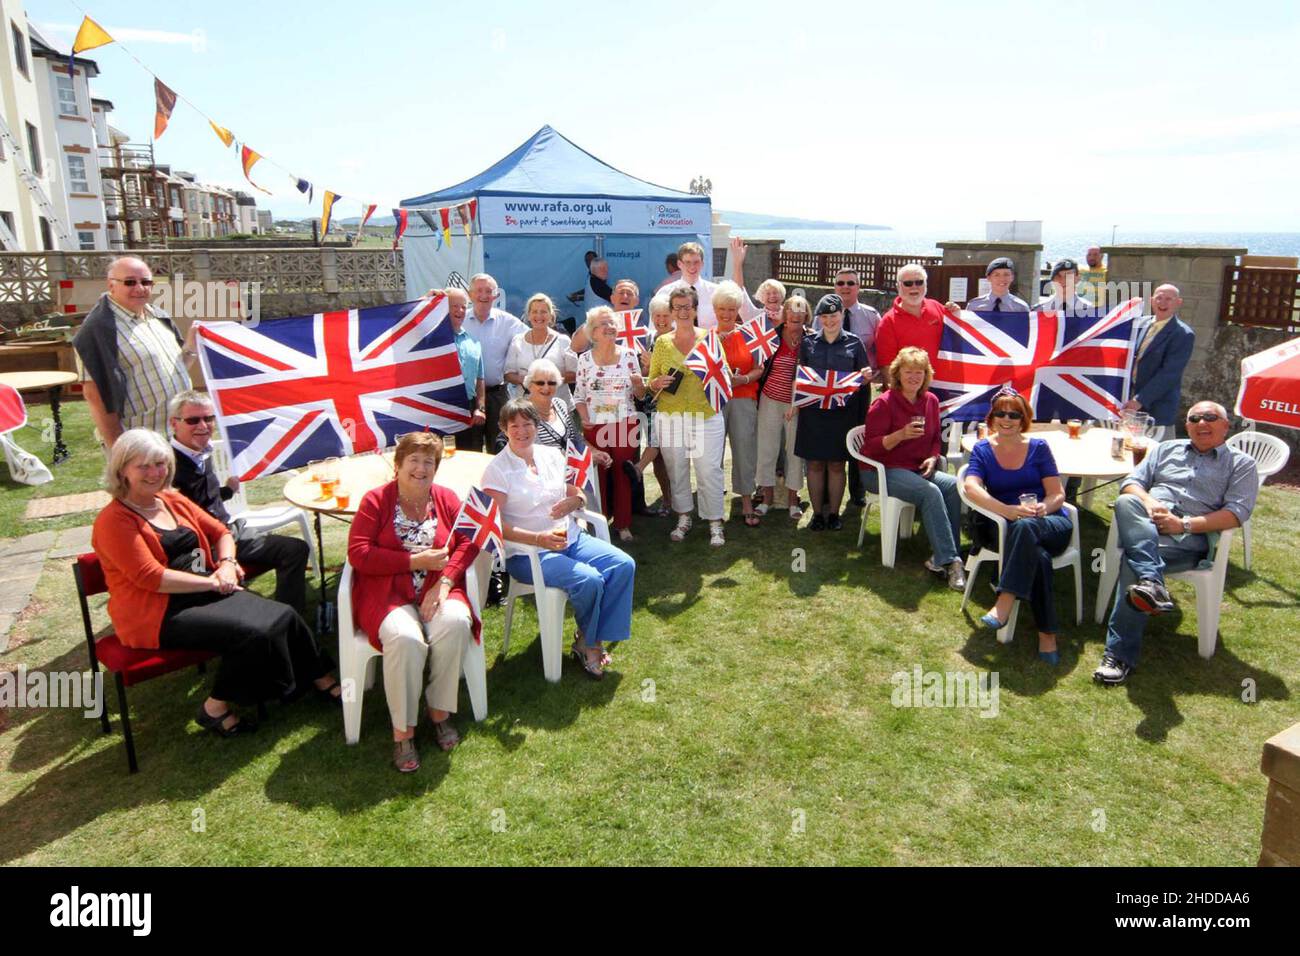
[24,490,110,520]
[48,525,93,560]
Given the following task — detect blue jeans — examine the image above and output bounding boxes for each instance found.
[505,534,636,646]
[994,513,1073,633]
[863,467,962,566]
[1104,494,1204,666]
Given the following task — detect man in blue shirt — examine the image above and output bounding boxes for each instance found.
[446,287,487,450]
[1093,401,1259,685]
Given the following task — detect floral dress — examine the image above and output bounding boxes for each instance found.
[392,501,437,595]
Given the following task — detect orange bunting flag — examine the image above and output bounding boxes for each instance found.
[239,145,273,195]
[209,121,234,148]
[321,191,341,236]
[439,208,453,248]
[153,78,178,139]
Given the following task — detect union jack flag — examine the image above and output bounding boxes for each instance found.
[565,438,595,493]
[932,298,1144,422]
[195,295,472,480]
[613,309,651,353]
[792,366,864,410]
[740,320,780,362]
[452,486,503,556]
[683,330,732,412]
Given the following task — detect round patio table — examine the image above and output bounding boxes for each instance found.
[0,370,80,464]
[961,422,1140,479]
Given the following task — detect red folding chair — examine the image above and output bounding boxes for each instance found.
[74,552,269,773]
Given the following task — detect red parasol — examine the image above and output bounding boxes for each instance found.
[1236,335,1300,430]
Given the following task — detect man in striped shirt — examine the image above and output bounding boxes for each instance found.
[73,257,193,447]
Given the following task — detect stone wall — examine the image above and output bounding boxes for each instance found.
[938,241,1044,302]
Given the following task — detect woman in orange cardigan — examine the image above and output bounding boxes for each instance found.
[91,429,339,737]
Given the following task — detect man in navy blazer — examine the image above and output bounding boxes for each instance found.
[1125,284,1195,428]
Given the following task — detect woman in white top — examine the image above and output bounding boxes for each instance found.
[504,293,576,405]
[574,305,646,543]
[482,399,637,680]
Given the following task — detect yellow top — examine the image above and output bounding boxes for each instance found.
[648,330,716,417]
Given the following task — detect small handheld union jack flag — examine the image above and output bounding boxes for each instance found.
[452,486,503,556]
[739,320,779,362]
[792,366,864,410]
[683,330,732,412]
[565,439,595,493]
[613,309,651,353]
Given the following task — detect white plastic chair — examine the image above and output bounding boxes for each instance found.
[1093,515,1236,659]
[338,551,492,744]
[956,465,1082,643]
[1225,430,1290,570]
[501,508,611,683]
[846,425,915,568]
[210,439,321,578]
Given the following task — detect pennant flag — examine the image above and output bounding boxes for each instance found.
[70,16,113,76]
[153,78,178,139]
[359,204,377,230]
[931,298,1143,422]
[321,191,341,236]
[439,208,453,248]
[392,208,409,249]
[612,309,650,353]
[192,295,472,481]
[565,438,595,494]
[453,487,504,558]
[295,178,313,202]
[683,330,732,412]
[468,199,477,221]
[792,366,864,410]
[240,146,273,195]
[209,120,234,148]
[739,319,780,362]
[456,203,472,238]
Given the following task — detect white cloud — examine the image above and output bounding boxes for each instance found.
[36,21,201,46]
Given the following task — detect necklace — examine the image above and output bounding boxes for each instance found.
[123,496,162,516]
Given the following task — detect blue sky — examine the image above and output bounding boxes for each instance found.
[25,0,1300,230]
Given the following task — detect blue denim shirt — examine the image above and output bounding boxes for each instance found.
[1124,439,1259,553]
[454,329,483,401]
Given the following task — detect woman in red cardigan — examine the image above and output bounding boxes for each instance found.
[91,429,339,739]
[347,431,481,772]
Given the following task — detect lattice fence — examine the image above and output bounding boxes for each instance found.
[1220,265,1300,330]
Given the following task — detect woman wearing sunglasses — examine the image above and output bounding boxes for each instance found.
[962,388,1071,665]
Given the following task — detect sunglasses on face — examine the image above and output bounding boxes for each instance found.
[834,280,858,287]
[991,410,1024,420]
[533,380,559,387]
[900,279,925,288]
[176,415,216,426]
[111,277,154,287]
[1186,413,1221,424]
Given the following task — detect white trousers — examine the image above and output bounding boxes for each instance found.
[755,394,803,490]
[655,411,726,520]
[377,600,472,729]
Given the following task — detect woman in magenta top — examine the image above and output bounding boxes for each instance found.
[861,346,965,589]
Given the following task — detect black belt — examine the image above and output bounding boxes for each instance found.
[486,383,508,393]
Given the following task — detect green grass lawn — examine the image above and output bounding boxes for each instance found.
[1,403,1296,865]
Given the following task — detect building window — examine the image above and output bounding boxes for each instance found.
[38,216,54,251]
[0,211,15,242]
[66,155,89,192]
[56,75,79,115]
[12,22,28,79]
[78,230,96,250]
[25,122,41,176]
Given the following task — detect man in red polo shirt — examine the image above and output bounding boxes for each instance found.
[875,263,948,372]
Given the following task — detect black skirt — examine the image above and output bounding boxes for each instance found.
[795,404,858,462]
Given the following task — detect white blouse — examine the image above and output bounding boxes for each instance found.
[505,329,577,404]
[574,346,640,424]
[481,443,578,559]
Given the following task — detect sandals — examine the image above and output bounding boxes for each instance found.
[571,638,605,680]
[393,738,420,772]
[618,527,635,543]
[433,720,460,752]
[315,678,344,706]
[754,502,770,517]
[743,512,761,527]
[196,704,256,738]
[670,515,692,542]
[788,504,803,520]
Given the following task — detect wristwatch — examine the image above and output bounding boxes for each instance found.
[1181,516,1193,534]
[219,556,238,566]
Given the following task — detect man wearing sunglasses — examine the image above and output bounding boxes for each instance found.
[1093,401,1258,686]
[73,256,194,447]
[168,389,310,615]
[875,264,948,373]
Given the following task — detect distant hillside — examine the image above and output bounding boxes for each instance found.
[721,210,890,230]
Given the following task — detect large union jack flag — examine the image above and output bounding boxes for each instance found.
[452,486,503,557]
[195,296,472,480]
[613,309,651,353]
[683,330,732,412]
[933,298,1144,422]
[792,366,864,410]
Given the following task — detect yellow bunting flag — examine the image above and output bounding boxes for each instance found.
[321,191,341,237]
[209,121,234,148]
[239,145,273,195]
[72,16,114,56]
[153,78,177,139]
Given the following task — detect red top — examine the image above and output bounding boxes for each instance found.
[875,297,947,373]
[91,490,229,649]
[347,481,481,650]
[863,388,942,471]
[761,338,799,403]
[719,328,758,400]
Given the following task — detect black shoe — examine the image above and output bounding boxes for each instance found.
[1126,578,1174,615]
[486,569,508,607]
[809,513,826,531]
[827,512,843,531]
[1092,653,1133,685]
[849,496,866,508]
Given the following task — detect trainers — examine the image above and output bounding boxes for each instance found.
[1126,578,1174,615]
[809,513,826,531]
[670,515,692,542]
[1092,653,1133,685]
[709,520,726,547]
[827,512,844,531]
[946,560,967,591]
